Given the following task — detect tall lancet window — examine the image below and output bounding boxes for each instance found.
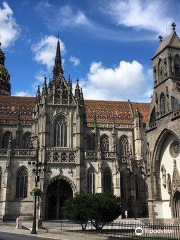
[2,131,11,149]
[103,168,112,193]
[172,97,180,111]
[119,135,129,157]
[87,169,95,194]
[16,166,28,199]
[54,115,68,147]
[22,132,32,149]
[160,93,166,115]
[159,59,164,82]
[174,55,180,78]
[100,135,109,152]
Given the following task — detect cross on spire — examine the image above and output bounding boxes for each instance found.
[158,36,163,43]
[172,23,176,31]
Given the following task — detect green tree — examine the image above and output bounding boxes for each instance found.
[88,192,121,230]
[63,192,121,231]
[62,193,89,230]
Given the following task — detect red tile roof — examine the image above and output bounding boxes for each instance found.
[0,96,150,124]
[0,95,35,121]
[85,100,150,124]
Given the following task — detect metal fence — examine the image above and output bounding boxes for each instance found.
[42,220,180,239]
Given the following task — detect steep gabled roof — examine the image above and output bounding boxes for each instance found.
[84,100,150,124]
[0,96,150,124]
[0,95,35,121]
[152,31,180,59]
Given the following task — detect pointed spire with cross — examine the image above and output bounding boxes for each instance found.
[53,33,64,78]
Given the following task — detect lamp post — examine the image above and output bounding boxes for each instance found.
[28,134,46,234]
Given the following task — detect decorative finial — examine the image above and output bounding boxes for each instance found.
[93,113,97,121]
[76,78,79,86]
[58,31,60,39]
[172,23,176,31]
[158,36,163,43]
[135,102,139,112]
[44,77,47,83]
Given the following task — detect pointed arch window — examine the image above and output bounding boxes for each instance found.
[2,131,11,149]
[87,169,95,194]
[135,175,140,200]
[54,115,68,147]
[120,172,126,200]
[160,93,166,115]
[174,55,180,78]
[100,135,109,152]
[159,59,164,82]
[103,168,112,193]
[149,107,156,125]
[172,97,180,111]
[87,134,92,150]
[22,132,32,149]
[16,167,28,199]
[62,90,68,104]
[119,136,129,157]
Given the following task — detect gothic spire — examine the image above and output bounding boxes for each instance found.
[53,36,64,78]
[0,43,11,96]
[0,42,5,66]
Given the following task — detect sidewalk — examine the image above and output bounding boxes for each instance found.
[0,225,109,240]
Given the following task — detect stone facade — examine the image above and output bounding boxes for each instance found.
[147,24,180,223]
[1,25,180,222]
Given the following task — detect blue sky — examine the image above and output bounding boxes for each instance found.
[0,0,179,102]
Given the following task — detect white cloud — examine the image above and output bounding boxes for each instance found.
[31,35,66,69]
[79,60,151,102]
[69,56,80,66]
[34,1,169,42]
[35,2,90,31]
[105,0,173,35]
[14,91,33,97]
[0,1,20,48]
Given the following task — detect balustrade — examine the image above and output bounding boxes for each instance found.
[84,150,97,159]
[0,149,36,157]
[0,149,7,156]
[46,150,76,163]
[13,149,36,157]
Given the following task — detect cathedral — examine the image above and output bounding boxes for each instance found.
[0,23,180,223]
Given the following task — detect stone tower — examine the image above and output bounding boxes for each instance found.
[0,43,11,96]
[146,23,180,222]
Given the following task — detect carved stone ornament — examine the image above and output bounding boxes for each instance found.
[172,159,180,193]
[170,140,180,158]
[167,173,172,194]
[161,164,166,188]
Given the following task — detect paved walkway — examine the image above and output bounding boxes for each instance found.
[0,225,109,240]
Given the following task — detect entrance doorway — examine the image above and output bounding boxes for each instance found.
[173,191,180,219]
[46,179,73,220]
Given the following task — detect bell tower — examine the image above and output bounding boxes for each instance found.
[0,43,11,96]
[148,23,180,126]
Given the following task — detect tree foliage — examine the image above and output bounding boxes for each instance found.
[63,192,121,230]
[62,193,89,230]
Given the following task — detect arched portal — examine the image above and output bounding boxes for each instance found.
[173,192,180,219]
[151,129,180,220]
[46,179,73,220]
